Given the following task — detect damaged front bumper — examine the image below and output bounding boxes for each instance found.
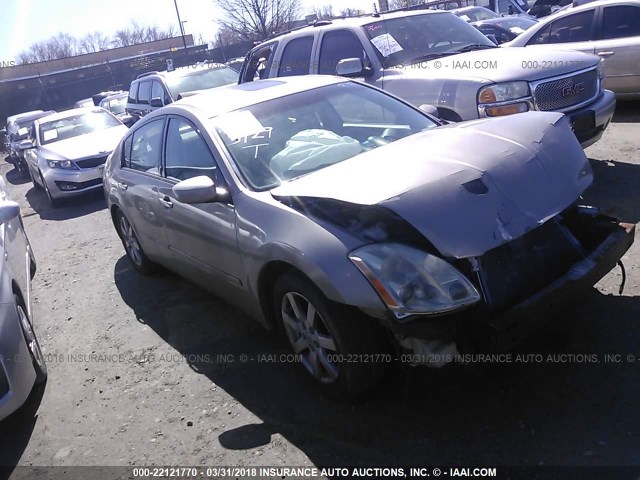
[384,216,635,363]
[488,221,634,351]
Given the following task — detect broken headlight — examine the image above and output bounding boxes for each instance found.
[349,243,481,320]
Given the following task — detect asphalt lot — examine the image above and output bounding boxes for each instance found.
[0,102,639,474]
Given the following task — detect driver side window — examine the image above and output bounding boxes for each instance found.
[164,117,219,182]
[319,30,368,75]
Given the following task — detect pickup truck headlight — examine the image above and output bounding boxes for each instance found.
[478,81,530,104]
[47,159,77,170]
[349,243,481,319]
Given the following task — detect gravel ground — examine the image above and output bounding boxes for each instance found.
[0,103,639,474]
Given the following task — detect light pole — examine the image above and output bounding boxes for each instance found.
[173,0,189,53]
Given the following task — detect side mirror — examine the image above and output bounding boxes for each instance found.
[18,139,34,150]
[0,128,6,135]
[149,97,164,108]
[336,58,373,78]
[418,104,439,116]
[486,34,499,45]
[0,200,20,224]
[171,175,217,204]
[121,115,136,128]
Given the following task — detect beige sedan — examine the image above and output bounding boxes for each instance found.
[506,0,640,97]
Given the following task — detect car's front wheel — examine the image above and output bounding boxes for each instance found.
[39,172,59,207]
[273,272,389,398]
[115,210,156,274]
[16,295,47,385]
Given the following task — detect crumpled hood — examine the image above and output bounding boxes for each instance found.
[271,111,592,258]
[391,47,600,83]
[39,125,128,160]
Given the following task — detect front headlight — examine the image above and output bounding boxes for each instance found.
[478,81,530,104]
[47,159,77,170]
[349,243,481,320]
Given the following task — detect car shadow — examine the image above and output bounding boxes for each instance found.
[612,100,640,124]
[113,256,640,466]
[584,158,640,223]
[24,188,106,221]
[3,167,30,186]
[0,383,46,470]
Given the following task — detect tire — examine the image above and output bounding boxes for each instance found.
[115,209,157,275]
[15,295,47,385]
[40,172,59,207]
[273,272,389,398]
[15,158,29,178]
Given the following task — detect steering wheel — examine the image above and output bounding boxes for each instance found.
[362,136,390,151]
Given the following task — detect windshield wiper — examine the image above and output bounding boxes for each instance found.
[407,52,452,64]
[451,44,497,53]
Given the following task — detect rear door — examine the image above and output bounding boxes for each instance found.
[115,117,172,262]
[594,3,640,94]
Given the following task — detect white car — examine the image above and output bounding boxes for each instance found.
[24,107,128,207]
[0,177,45,421]
[505,0,640,97]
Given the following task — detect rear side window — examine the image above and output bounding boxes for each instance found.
[137,81,152,105]
[127,83,139,103]
[533,10,595,44]
[278,36,314,77]
[319,30,366,75]
[602,6,640,39]
[125,119,164,174]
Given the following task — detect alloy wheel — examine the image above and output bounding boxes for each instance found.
[119,215,143,267]
[280,291,339,384]
[17,303,47,377]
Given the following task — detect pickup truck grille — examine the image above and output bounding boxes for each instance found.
[76,155,109,169]
[534,69,599,112]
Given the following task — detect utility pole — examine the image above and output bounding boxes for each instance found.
[173,0,189,53]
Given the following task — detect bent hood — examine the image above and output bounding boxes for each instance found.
[39,125,128,160]
[271,111,592,258]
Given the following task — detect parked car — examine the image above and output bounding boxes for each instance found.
[505,0,640,96]
[99,92,135,127]
[238,9,615,148]
[24,107,128,207]
[225,57,246,73]
[0,176,45,421]
[3,111,44,151]
[73,98,94,108]
[420,0,532,17]
[472,16,538,43]
[104,76,635,397]
[527,0,573,17]
[6,110,56,177]
[125,63,239,123]
[453,5,501,21]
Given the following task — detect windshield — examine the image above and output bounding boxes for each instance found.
[211,82,439,191]
[363,13,495,67]
[166,66,239,98]
[104,96,127,115]
[39,110,121,145]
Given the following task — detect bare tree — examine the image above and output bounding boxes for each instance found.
[388,0,424,8]
[79,31,111,53]
[311,4,334,18]
[214,0,302,41]
[340,7,365,16]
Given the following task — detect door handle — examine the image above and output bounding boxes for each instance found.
[158,196,173,209]
[116,182,128,191]
[597,51,615,58]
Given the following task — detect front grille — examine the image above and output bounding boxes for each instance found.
[478,220,582,310]
[534,69,598,111]
[76,155,109,169]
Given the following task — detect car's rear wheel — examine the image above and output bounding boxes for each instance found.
[273,272,389,398]
[16,295,47,385]
[115,210,156,274]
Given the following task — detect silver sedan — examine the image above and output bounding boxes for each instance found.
[0,177,45,421]
[24,108,128,206]
[505,0,640,96]
[104,76,634,397]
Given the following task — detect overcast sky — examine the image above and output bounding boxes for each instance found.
[0,0,379,61]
